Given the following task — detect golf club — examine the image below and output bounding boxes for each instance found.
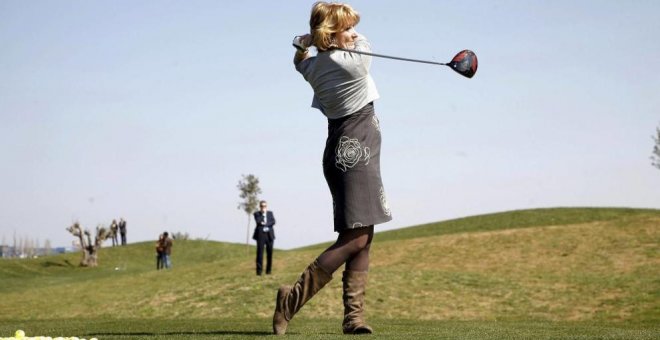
[337,48,478,78]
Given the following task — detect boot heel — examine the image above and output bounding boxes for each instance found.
[273,285,291,335]
[342,270,373,334]
[272,260,333,335]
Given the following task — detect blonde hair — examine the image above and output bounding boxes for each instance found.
[309,2,360,51]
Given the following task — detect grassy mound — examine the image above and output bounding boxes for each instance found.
[0,207,658,328]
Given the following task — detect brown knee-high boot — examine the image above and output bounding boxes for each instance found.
[273,260,333,335]
[342,270,373,334]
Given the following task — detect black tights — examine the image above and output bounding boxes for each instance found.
[316,225,374,274]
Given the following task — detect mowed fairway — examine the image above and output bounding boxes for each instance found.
[1,208,659,339]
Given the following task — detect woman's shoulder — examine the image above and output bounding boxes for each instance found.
[296,54,319,76]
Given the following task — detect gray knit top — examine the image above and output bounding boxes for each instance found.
[295,35,380,119]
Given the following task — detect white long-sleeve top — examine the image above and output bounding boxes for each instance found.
[295,35,380,119]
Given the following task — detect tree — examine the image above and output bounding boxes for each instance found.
[66,222,111,267]
[237,174,261,252]
[44,239,52,256]
[652,125,660,170]
[18,235,24,258]
[12,231,17,257]
[25,237,34,258]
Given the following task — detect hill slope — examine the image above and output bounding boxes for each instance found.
[0,207,658,323]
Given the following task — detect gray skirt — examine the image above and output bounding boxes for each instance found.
[323,102,393,232]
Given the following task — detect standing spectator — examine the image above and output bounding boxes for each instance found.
[110,220,119,247]
[119,218,127,245]
[156,233,165,270]
[162,231,173,269]
[252,200,275,275]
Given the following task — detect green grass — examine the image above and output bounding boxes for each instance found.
[324,207,658,246]
[296,207,659,251]
[0,319,659,339]
[0,240,248,294]
[1,207,659,339]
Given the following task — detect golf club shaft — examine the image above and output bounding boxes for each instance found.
[336,48,447,66]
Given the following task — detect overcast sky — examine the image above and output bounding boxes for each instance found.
[1,0,659,250]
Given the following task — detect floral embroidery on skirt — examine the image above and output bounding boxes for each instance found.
[322,103,392,232]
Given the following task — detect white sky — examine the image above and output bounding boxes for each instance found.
[1,0,659,249]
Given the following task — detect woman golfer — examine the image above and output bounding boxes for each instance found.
[273,2,391,335]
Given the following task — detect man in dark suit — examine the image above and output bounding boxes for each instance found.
[119,218,127,245]
[253,200,276,275]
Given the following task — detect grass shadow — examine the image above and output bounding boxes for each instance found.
[87,330,273,337]
[41,260,75,268]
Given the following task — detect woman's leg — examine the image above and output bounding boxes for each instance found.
[336,227,374,334]
[344,230,373,271]
[273,226,374,335]
[316,226,374,274]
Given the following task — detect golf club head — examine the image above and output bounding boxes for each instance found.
[447,50,478,78]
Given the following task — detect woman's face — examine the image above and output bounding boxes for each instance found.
[335,26,358,49]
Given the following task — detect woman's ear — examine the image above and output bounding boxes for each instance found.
[329,36,338,48]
